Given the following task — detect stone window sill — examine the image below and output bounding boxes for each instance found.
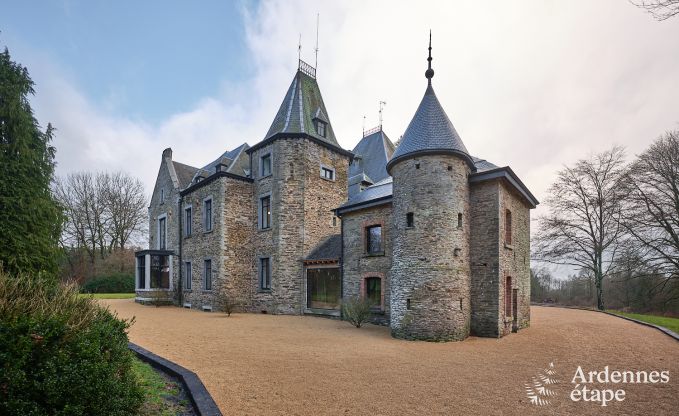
[504,243,514,250]
[201,290,213,293]
[258,289,272,294]
[258,227,272,232]
[258,174,272,181]
[364,252,385,257]
[204,229,214,235]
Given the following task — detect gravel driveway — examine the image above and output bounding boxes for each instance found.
[105,300,679,415]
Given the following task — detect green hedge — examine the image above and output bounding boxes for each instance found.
[81,272,135,294]
[0,272,143,415]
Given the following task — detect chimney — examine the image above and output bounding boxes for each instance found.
[162,148,173,159]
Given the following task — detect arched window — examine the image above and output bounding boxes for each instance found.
[365,276,382,309]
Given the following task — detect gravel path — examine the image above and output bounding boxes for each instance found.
[105,300,679,415]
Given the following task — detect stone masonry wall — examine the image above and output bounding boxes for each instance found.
[390,155,471,341]
[140,154,180,299]
[250,138,349,314]
[469,181,501,337]
[498,180,532,336]
[341,204,392,325]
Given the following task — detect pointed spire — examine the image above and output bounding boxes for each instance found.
[425,30,434,84]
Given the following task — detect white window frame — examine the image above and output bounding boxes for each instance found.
[320,164,335,181]
[157,213,167,250]
[184,261,192,290]
[203,196,213,232]
[258,192,272,230]
[260,152,272,178]
[184,205,192,236]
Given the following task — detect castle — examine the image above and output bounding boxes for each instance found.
[135,40,538,341]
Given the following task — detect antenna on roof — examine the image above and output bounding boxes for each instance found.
[298,33,302,65]
[314,13,320,71]
[378,101,386,129]
[362,115,366,136]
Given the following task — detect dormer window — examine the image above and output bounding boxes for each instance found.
[316,120,327,138]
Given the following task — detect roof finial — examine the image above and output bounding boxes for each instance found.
[378,101,386,129]
[315,13,320,71]
[425,30,434,84]
[298,33,302,65]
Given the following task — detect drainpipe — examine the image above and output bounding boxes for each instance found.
[177,194,183,306]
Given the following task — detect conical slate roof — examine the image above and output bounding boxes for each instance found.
[350,128,395,186]
[264,65,338,147]
[386,83,474,173]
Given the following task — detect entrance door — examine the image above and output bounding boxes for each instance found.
[306,267,341,310]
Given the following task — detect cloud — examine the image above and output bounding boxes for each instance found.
[16,0,679,277]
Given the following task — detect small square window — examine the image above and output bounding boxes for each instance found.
[406,212,414,228]
[261,153,272,177]
[321,166,334,181]
[415,163,420,169]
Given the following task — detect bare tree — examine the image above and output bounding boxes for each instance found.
[55,171,147,267]
[623,131,679,286]
[631,0,679,20]
[534,147,627,310]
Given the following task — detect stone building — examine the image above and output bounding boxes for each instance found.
[135,41,538,341]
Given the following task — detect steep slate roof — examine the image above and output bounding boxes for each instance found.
[350,128,395,186]
[263,66,339,147]
[200,143,250,176]
[386,83,475,173]
[172,161,199,189]
[305,234,342,262]
[337,157,502,214]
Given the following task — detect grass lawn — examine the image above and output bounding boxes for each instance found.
[78,293,135,299]
[608,310,679,334]
[132,358,190,416]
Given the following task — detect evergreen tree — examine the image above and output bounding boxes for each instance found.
[0,46,63,277]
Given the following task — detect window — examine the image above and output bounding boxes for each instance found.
[366,225,383,254]
[260,153,272,177]
[365,277,382,309]
[260,196,271,229]
[160,189,165,203]
[307,268,341,310]
[137,256,146,289]
[505,209,512,245]
[185,207,192,236]
[505,276,512,317]
[150,255,170,289]
[332,216,337,227]
[204,259,212,290]
[316,120,327,137]
[457,213,463,229]
[321,166,334,181]
[415,163,420,169]
[184,261,192,290]
[260,257,271,290]
[406,212,414,228]
[158,217,166,250]
[204,198,213,232]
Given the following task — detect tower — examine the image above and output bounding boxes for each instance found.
[386,34,475,341]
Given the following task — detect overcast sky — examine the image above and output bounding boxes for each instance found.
[3,0,679,263]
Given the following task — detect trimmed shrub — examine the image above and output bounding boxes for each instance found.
[342,296,373,328]
[81,272,135,294]
[0,271,144,415]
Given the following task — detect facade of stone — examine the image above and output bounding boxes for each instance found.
[135,51,539,342]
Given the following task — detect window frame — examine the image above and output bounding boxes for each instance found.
[316,120,327,137]
[157,214,167,250]
[203,197,213,232]
[260,153,272,178]
[258,193,272,230]
[203,259,212,291]
[320,164,335,181]
[259,257,272,291]
[363,275,384,311]
[365,224,384,255]
[505,209,513,246]
[184,261,192,290]
[184,205,192,236]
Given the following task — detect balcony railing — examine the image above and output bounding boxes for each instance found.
[298,60,316,78]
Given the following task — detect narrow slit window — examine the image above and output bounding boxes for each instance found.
[184,262,192,290]
[457,213,463,229]
[260,257,271,290]
[505,209,512,245]
[406,212,414,228]
[204,259,212,290]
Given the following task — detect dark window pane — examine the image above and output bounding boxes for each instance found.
[366,225,382,254]
[261,154,271,176]
[150,255,170,289]
[137,256,146,289]
[260,257,271,290]
[366,277,381,308]
[185,262,192,290]
[261,196,271,229]
[205,200,212,231]
[505,210,512,245]
[306,268,340,310]
[159,217,166,249]
[406,212,414,227]
[204,260,212,290]
[185,208,192,235]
